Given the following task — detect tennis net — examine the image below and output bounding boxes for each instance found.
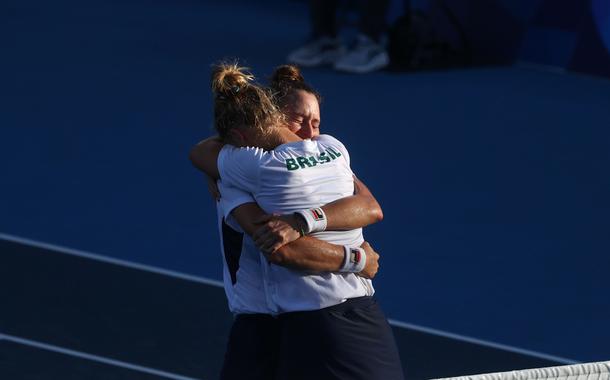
[432,361,610,380]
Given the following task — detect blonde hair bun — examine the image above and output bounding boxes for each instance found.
[211,63,254,97]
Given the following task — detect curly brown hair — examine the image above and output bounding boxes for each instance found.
[269,64,321,109]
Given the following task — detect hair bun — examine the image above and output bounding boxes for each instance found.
[271,65,304,86]
[211,63,254,98]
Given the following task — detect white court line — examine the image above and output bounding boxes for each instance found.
[0,332,202,380]
[1,232,580,365]
[0,232,223,287]
[388,319,577,365]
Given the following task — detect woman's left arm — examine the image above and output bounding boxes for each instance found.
[312,135,383,229]
[252,176,383,252]
[189,136,224,179]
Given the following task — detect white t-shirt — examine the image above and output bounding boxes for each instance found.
[217,134,374,314]
[215,181,273,314]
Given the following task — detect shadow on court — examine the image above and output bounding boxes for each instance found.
[1,239,562,380]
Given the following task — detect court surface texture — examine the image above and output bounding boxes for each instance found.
[2,0,609,378]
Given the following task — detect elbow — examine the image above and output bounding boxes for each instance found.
[189,147,203,170]
[371,205,384,223]
[367,197,383,223]
[189,144,220,179]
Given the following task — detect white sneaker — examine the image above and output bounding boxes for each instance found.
[287,37,347,67]
[333,34,390,74]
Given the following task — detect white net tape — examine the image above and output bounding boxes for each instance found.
[432,361,610,380]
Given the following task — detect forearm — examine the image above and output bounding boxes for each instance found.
[232,203,345,272]
[322,197,381,230]
[233,204,376,277]
[272,238,376,279]
[315,178,383,230]
[270,236,344,272]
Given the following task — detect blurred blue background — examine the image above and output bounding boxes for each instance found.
[407,0,610,75]
[1,0,609,365]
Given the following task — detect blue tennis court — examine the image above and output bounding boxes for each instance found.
[2,0,609,378]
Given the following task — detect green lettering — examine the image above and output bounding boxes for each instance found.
[326,149,336,159]
[297,156,312,168]
[286,158,299,171]
[328,147,342,157]
[319,152,330,163]
[308,156,318,166]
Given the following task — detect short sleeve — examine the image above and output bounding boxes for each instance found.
[217,180,255,219]
[217,145,265,194]
[316,134,351,166]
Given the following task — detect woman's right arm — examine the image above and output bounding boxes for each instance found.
[252,176,383,251]
[232,202,379,279]
[189,136,224,180]
[321,176,383,229]
[305,135,384,229]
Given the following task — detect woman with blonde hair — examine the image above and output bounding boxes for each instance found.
[191,63,404,380]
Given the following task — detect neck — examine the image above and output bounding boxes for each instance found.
[259,126,301,150]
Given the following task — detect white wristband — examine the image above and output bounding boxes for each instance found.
[340,246,366,273]
[294,208,327,234]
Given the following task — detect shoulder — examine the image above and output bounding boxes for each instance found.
[217,145,268,188]
[316,134,348,154]
[219,144,270,166]
[316,134,348,150]
[315,134,342,145]
[220,144,267,157]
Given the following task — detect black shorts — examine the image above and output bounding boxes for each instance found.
[276,296,404,380]
[220,313,281,380]
[220,297,404,380]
